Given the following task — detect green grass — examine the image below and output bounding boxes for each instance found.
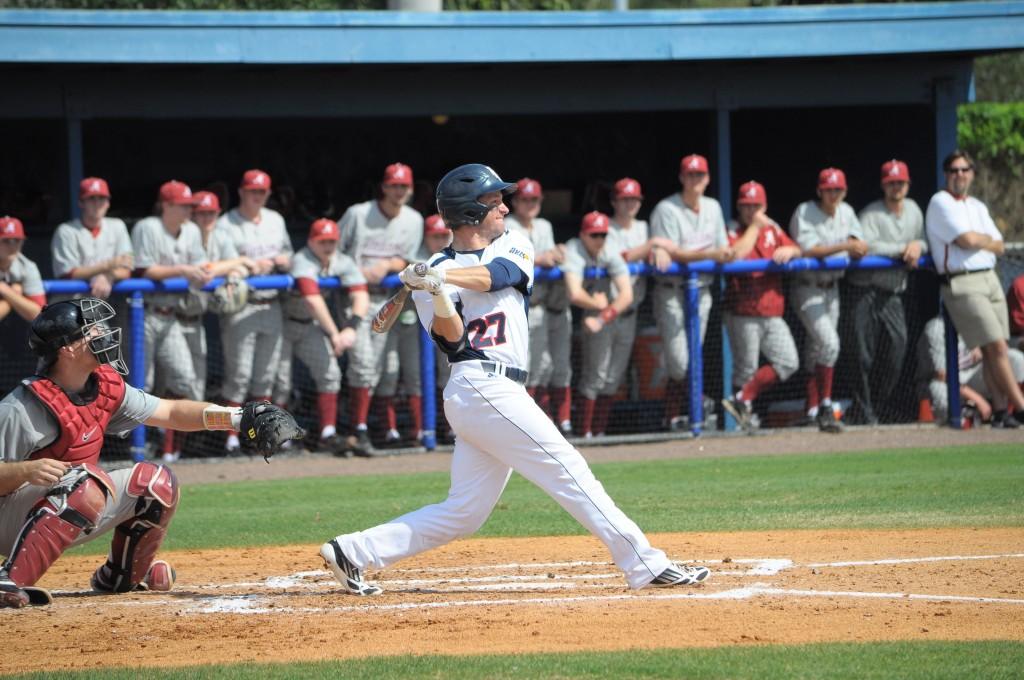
[13,642,1024,679]
[66,443,1024,555]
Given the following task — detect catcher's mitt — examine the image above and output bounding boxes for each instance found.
[209,276,249,315]
[239,401,306,462]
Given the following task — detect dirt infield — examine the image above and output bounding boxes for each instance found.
[3,528,1022,675]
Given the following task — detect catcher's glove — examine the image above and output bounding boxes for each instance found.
[239,401,306,462]
[209,275,249,315]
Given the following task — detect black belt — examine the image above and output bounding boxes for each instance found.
[176,313,202,323]
[941,268,992,284]
[479,361,529,385]
[804,280,836,289]
[287,316,314,324]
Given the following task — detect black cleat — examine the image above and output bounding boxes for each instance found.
[817,407,844,434]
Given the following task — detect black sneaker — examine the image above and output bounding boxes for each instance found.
[817,407,844,434]
[318,434,353,457]
[991,410,1021,429]
[319,540,383,596]
[351,429,379,457]
[648,562,711,588]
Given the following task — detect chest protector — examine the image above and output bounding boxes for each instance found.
[26,366,126,466]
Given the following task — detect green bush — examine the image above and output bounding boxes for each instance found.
[958,101,1024,239]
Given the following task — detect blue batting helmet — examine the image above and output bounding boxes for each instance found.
[435,163,517,228]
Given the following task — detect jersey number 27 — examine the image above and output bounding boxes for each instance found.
[467,312,507,349]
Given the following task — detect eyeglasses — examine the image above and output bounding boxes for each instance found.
[585,233,608,239]
[946,167,973,174]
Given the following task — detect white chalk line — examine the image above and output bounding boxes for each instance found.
[805,553,1024,568]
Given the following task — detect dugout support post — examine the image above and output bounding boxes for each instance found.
[941,302,963,429]
[419,325,437,450]
[686,269,703,436]
[130,291,147,462]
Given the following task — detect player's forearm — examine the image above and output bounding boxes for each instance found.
[0,300,10,322]
[66,261,111,280]
[206,258,248,278]
[146,399,222,432]
[350,290,370,318]
[803,244,848,259]
[137,264,186,281]
[954,232,992,251]
[0,462,33,496]
[610,278,633,312]
[443,266,493,292]
[0,287,42,322]
[110,266,132,281]
[431,313,465,343]
[985,239,1005,256]
[303,294,340,337]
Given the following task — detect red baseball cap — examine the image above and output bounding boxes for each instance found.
[680,154,709,174]
[159,181,198,206]
[0,216,26,240]
[580,211,610,235]
[881,159,910,184]
[309,218,341,242]
[424,214,451,235]
[516,178,543,199]
[737,180,767,206]
[193,191,221,213]
[818,168,847,190]
[79,177,111,199]
[240,169,272,191]
[613,177,643,199]
[383,163,413,186]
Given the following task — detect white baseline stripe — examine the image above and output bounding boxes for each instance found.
[806,553,1024,568]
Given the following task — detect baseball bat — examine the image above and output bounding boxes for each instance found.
[370,263,429,334]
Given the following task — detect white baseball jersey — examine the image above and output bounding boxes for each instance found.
[0,252,45,302]
[284,247,366,321]
[925,191,1001,275]
[608,218,649,308]
[561,237,629,302]
[338,200,423,293]
[849,198,926,292]
[649,194,726,287]
[131,217,208,309]
[51,218,133,279]
[412,229,535,370]
[216,207,292,301]
[505,214,559,308]
[788,201,864,286]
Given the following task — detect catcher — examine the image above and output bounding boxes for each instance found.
[0,297,303,609]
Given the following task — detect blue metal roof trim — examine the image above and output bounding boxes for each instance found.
[0,1,1021,64]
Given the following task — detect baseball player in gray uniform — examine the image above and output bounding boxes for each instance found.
[50,177,133,301]
[0,297,300,608]
[562,211,634,438]
[505,178,573,434]
[338,163,422,455]
[273,218,369,453]
[650,154,734,430]
[319,163,709,597]
[132,181,211,462]
[0,217,46,323]
[720,182,801,432]
[788,167,867,433]
[183,191,256,400]
[846,160,926,425]
[216,169,293,453]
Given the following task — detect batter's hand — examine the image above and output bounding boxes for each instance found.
[24,459,70,487]
[400,263,445,293]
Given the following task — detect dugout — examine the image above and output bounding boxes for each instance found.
[1,3,1022,436]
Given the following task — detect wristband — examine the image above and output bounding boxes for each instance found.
[203,405,242,431]
[342,314,363,331]
[432,292,457,318]
[599,307,619,324]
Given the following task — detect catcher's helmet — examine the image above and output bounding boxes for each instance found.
[435,163,517,228]
[29,297,128,375]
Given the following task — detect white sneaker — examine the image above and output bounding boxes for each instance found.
[161,452,180,463]
[648,562,711,587]
[559,420,572,435]
[319,540,383,596]
[385,428,402,444]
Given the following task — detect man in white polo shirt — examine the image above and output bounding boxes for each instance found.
[925,149,1024,428]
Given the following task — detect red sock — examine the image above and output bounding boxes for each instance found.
[742,365,779,403]
[806,374,819,411]
[553,387,572,424]
[350,387,371,429]
[383,397,397,431]
[316,393,338,433]
[664,380,684,420]
[815,365,835,402]
[408,395,423,434]
[581,397,596,435]
[594,395,613,434]
[162,429,176,455]
[537,389,551,417]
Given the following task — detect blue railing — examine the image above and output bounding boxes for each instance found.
[42,253,959,460]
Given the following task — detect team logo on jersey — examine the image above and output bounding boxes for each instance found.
[763,229,777,248]
[508,247,531,262]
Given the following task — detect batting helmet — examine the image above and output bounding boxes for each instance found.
[435,163,516,228]
[29,297,128,375]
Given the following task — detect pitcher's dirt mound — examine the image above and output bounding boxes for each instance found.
[2,527,1022,675]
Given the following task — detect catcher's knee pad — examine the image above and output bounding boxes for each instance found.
[4,465,113,587]
[91,462,179,594]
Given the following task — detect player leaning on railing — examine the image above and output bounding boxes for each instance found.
[0,298,303,609]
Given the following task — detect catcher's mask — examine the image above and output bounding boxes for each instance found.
[29,297,128,375]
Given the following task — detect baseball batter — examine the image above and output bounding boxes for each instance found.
[273,218,369,453]
[319,163,710,596]
[0,297,302,609]
[131,181,211,433]
[788,167,867,433]
[338,163,422,455]
[505,178,573,434]
[649,154,734,430]
[562,211,633,438]
[50,177,133,301]
[216,169,293,453]
[720,181,801,431]
[0,217,46,323]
